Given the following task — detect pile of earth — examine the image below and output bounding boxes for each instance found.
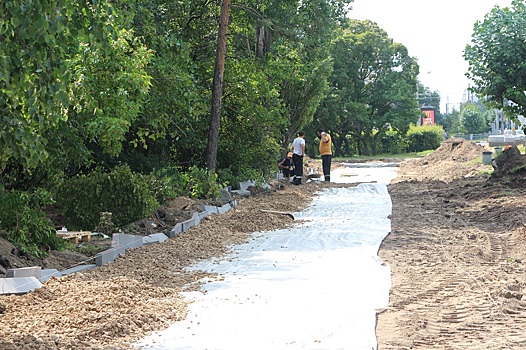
[490,144,526,183]
[392,137,492,183]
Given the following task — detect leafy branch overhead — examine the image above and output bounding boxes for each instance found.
[465,0,526,120]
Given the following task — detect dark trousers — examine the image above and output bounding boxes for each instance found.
[321,154,332,181]
[292,154,303,184]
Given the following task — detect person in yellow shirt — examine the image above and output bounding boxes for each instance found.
[317,129,332,182]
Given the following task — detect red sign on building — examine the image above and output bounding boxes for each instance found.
[421,108,435,126]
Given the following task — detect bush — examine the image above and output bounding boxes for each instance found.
[378,129,407,154]
[217,166,261,190]
[57,165,158,229]
[184,165,224,200]
[148,166,188,203]
[149,165,225,202]
[406,125,444,152]
[0,188,65,257]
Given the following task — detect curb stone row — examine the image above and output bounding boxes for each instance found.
[1,196,240,295]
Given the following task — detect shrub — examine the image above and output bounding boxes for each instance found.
[57,165,158,229]
[185,165,224,200]
[406,125,444,152]
[378,129,407,154]
[0,188,65,257]
[217,166,261,190]
[148,166,187,203]
[149,165,225,201]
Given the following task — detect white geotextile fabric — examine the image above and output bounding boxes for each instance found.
[137,168,397,350]
[331,165,398,184]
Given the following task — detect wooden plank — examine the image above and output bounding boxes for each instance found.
[56,231,92,244]
[260,209,294,220]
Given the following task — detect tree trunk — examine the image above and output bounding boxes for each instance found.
[205,0,231,171]
[334,136,344,157]
[255,22,271,58]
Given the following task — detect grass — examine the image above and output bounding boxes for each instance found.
[334,150,431,162]
[476,168,493,176]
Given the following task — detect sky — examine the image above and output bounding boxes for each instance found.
[348,0,513,114]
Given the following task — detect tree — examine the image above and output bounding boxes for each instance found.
[460,104,486,134]
[417,82,441,115]
[315,19,420,156]
[238,0,352,151]
[465,0,526,121]
[439,108,461,135]
[0,0,118,170]
[109,0,216,171]
[206,0,231,171]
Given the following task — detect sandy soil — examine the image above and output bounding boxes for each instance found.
[376,139,526,349]
[1,138,526,349]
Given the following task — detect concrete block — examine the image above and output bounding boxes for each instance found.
[219,188,232,204]
[262,182,271,190]
[95,250,115,266]
[198,211,210,220]
[182,218,197,231]
[218,203,232,214]
[231,189,251,197]
[230,200,238,208]
[191,211,201,225]
[39,269,62,283]
[0,277,42,295]
[60,264,96,275]
[5,266,42,279]
[95,248,119,266]
[143,236,156,245]
[201,205,219,214]
[169,223,183,237]
[112,233,144,249]
[239,180,256,191]
[113,245,126,256]
[148,233,168,244]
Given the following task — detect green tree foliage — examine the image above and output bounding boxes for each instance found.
[406,125,443,153]
[460,104,486,134]
[465,0,526,121]
[57,165,158,229]
[0,0,118,170]
[0,188,64,257]
[233,0,352,151]
[315,19,420,156]
[70,30,153,157]
[417,82,441,115]
[0,0,154,200]
[439,108,461,135]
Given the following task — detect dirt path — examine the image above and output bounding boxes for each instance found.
[376,140,526,349]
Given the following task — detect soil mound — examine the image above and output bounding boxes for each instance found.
[490,145,526,187]
[492,145,526,177]
[423,137,487,163]
[394,138,491,183]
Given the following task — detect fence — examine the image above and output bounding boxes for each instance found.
[453,133,491,142]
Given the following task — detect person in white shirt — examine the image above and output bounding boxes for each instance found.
[291,131,306,185]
